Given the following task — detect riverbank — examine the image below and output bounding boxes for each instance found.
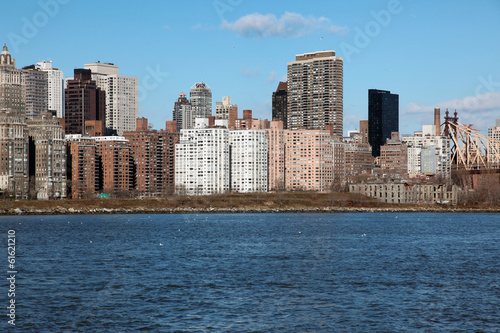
[1,192,499,215]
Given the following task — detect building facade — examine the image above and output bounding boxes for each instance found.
[36,61,64,118]
[172,92,192,131]
[229,129,268,193]
[95,136,133,196]
[287,51,343,135]
[379,132,408,178]
[66,135,98,199]
[0,45,25,115]
[64,69,105,135]
[272,81,288,128]
[215,96,238,129]
[27,112,66,199]
[84,62,138,135]
[22,65,48,119]
[190,82,212,119]
[368,89,399,157]
[344,143,373,183]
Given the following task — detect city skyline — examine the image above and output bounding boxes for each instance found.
[2,0,499,135]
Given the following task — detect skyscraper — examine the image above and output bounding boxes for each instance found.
[84,62,138,135]
[64,69,105,135]
[22,65,48,119]
[368,89,399,157]
[287,51,343,135]
[190,82,212,119]
[0,44,25,115]
[172,92,192,131]
[272,81,288,128]
[36,61,64,118]
[215,96,238,129]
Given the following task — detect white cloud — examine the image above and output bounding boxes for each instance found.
[266,71,277,83]
[221,12,347,38]
[192,23,202,30]
[402,91,500,133]
[240,66,260,77]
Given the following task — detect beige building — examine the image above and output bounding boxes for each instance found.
[215,96,238,129]
[379,132,408,178]
[0,110,29,198]
[287,51,343,135]
[0,45,25,115]
[22,65,48,119]
[27,112,66,199]
[344,143,373,182]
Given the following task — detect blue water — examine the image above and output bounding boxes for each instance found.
[0,213,499,332]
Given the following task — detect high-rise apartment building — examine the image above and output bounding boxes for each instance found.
[84,62,138,135]
[379,132,408,178]
[266,120,286,191]
[22,65,48,119]
[172,92,192,131]
[488,119,500,142]
[368,89,399,157]
[190,82,212,119]
[64,69,105,135]
[287,51,343,134]
[272,81,288,128]
[95,136,133,195]
[229,130,268,193]
[36,61,64,118]
[175,118,230,195]
[0,45,25,115]
[344,143,373,182]
[215,96,238,129]
[66,135,98,199]
[27,112,66,199]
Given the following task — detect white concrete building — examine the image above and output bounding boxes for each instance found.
[36,61,64,118]
[175,119,230,195]
[402,125,451,179]
[83,62,138,135]
[229,130,268,193]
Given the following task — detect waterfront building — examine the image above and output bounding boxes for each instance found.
[368,89,399,157]
[266,120,286,191]
[64,69,105,135]
[36,61,64,118]
[66,134,98,198]
[175,119,230,195]
[344,143,373,183]
[229,129,268,193]
[0,110,29,198]
[0,45,25,115]
[190,82,212,119]
[84,62,138,135]
[287,51,343,135]
[272,81,288,128]
[379,132,408,178]
[27,112,66,199]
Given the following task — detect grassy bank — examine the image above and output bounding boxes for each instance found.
[1,192,499,215]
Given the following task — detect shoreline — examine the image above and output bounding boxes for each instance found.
[3,206,500,215]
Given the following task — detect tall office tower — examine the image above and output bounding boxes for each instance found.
[27,112,66,199]
[84,62,138,135]
[368,89,399,157]
[66,135,99,199]
[0,44,25,114]
[64,69,105,135]
[124,117,179,197]
[172,92,193,131]
[0,110,29,198]
[215,96,238,129]
[272,81,288,128]
[190,82,212,119]
[229,130,268,193]
[287,51,343,134]
[175,118,230,195]
[36,61,64,118]
[22,65,48,119]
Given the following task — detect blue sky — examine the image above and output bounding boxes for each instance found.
[2,0,499,135]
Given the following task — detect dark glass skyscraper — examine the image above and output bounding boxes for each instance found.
[272,81,288,128]
[368,89,399,157]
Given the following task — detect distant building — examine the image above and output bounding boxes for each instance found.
[368,89,399,157]
[344,143,373,182]
[379,132,408,178]
[64,69,105,135]
[0,44,25,115]
[36,61,64,118]
[22,65,48,119]
[172,92,192,131]
[66,135,98,199]
[359,120,369,144]
[190,82,212,119]
[27,112,66,199]
[229,129,268,193]
[84,62,138,135]
[272,81,288,128]
[287,51,343,135]
[0,110,29,198]
[266,120,286,191]
[215,96,238,129]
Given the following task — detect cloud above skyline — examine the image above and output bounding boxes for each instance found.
[221,12,347,38]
